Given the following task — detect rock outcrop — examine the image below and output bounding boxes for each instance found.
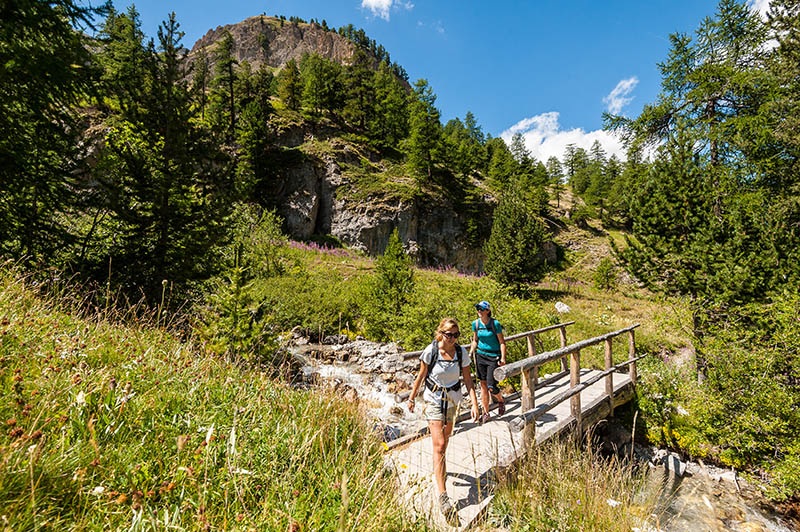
[191,16,366,72]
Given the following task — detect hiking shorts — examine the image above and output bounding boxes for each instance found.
[476,353,501,395]
[423,395,459,425]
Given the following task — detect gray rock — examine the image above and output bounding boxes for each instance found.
[663,453,687,476]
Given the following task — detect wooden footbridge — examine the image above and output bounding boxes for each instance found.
[384,322,645,530]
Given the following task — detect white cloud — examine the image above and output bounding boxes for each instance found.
[501,111,626,163]
[747,0,770,19]
[361,0,413,21]
[603,76,639,115]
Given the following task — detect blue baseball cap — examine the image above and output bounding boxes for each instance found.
[475,301,491,311]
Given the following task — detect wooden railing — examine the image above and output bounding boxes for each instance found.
[494,324,644,437]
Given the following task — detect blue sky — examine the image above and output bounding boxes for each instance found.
[119,0,769,161]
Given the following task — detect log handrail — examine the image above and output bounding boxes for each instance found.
[401,320,575,361]
[494,324,640,382]
[496,324,642,437]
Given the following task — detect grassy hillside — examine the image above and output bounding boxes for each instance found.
[0,265,417,531]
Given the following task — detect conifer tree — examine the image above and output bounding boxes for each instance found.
[363,229,415,340]
[407,79,442,181]
[277,59,302,110]
[0,0,108,263]
[370,61,408,144]
[209,31,238,140]
[484,189,550,291]
[95,13,232,301]
[343,48,374,129]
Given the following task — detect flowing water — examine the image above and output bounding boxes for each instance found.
[645,468,795,532]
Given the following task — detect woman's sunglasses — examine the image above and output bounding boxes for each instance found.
[442,331,460,339]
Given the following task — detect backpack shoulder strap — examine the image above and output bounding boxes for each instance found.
[428,340,439,368]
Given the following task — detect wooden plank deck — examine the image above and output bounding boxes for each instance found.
[385,369,635,531]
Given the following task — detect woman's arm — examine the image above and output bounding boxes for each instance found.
[469,329,478,358]
[462,365,480,421]
[407,360,428,413]
[497,331,507,366]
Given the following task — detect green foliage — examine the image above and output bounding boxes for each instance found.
[0,0,108,263]
[299,52,343,117]
[198,205,289,362]
[406,79,442,181]
[592,257,617,291]
[208,31,238,138]
[90,13,233,302]
[362,229,415,340]
[569,204,592,229]
[484,191,551,291]
[277,58,302,110]
[369,60,409,145]
[0,265,414,530]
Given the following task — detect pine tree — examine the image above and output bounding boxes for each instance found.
[343,48,374,129]
[94,13,232,301]
[0,0,108,263]
[546,156,564,208]
[484,189,551,291]
[209,31,238,140]
[407,79,441,181]
[362,229,415,340]
[277,59,302,110]
[370,61,408,144]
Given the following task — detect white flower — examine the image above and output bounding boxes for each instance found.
[91,486,105,495]
[606,498,621,507]
[76,391,86,406]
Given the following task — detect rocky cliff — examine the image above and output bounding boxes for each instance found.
[264,118,488,271]
[190,16,365,72]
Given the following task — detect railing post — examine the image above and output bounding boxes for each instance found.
[570,348,581,436]
[520,335,538,445]
[628,329,637,385]
[605,337,614,417]
[559,326,568,372]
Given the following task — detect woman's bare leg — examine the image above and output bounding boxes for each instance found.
[430,420,455,495]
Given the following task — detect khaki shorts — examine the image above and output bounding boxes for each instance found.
[423,395,460,424]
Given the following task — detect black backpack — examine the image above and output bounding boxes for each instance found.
[425,340,464,392]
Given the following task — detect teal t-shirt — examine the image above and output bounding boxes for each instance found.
[472,318,503,357]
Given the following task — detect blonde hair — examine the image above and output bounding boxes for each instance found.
[435,318,460,342]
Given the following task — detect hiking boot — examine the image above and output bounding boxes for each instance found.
[497,401,506,416]
[439,492,457,522]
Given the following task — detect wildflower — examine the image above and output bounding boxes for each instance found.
[91,486,105,495]
[75,391,86,406]
[606,498,621,507]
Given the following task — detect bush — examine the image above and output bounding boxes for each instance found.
[570,204,593,229]
[593,257,617,291]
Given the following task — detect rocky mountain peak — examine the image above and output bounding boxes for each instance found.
[190,16,366,71]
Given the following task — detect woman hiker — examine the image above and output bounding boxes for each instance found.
[407,318,480,520]
[470,300,507,423]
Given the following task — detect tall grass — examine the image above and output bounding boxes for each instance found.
[487,435,662,531]
[0,265,422,530]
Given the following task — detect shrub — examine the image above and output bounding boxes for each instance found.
[570,204,593,229]
[593,257,617,291]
